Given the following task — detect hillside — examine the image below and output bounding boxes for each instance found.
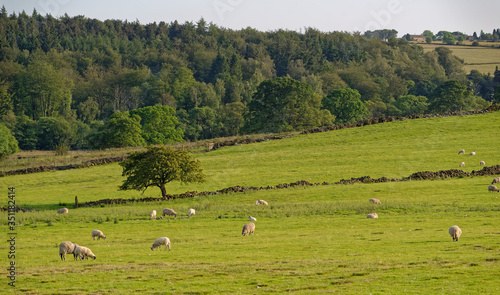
[2,111,499,208]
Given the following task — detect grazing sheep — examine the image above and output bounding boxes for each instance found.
[188,208,195,218]
[162,208,177,219]
[59,241,79,261]
[242,222,255,236]
[480,161,485,166]
[458,149,465,154]
[91,230,106,240]
[57,208,69,214]
[488,185,499,193]
[255,200,268,206]
[249,216,257,221]
[369,198,381,204]
[151,237,171,251]
[449,225,462,242]
[74,246,96,260]
[150,210,157,219]
[366,213,378,219]
[469,151,476,156]
[492,177,500,184]
[459,162,465,167]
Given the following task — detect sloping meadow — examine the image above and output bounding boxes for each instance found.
[1,111,499,293]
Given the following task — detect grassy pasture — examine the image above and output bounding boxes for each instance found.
[419,43,500,74]
[1,112,500,294]
[1,112,499,209]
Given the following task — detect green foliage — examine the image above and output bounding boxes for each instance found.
[389,94,429,116]
[422,30,434,41]
[429,80,488,113]
[12,115,38,150]
[14,60,73,120]
[245,77,335,133]
[36,117,75,150]
[90,111,146,149]
[119,146,206,199]
[0,122,18,159]
[364,29,398,40]
[442,31,455,45]
[435,47,466,81]
[218,102,248,137]
[322,88,368,123]
[129,105,184,145]
[0,79,13,116]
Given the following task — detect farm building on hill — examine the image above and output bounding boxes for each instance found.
[409,35,426,42]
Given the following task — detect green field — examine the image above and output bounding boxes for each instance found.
[419,43,500,74]
[1,112,500,294]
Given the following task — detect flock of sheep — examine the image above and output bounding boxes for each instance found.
[458,149,500,193]
[56,148,498,261]
[358,147,500,242]
[57,200,267,261]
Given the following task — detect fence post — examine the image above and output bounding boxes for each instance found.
[75,196,78,208]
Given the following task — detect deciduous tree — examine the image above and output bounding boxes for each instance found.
[0,122,18,159]
[244,77,334,133]
[322,88,368,123]
[119,146,206,199]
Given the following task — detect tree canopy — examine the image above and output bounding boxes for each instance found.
[0,8,496,151]
[0,122,18,159]
[322,88,368,123]
[245,77,334,133]
[119,146,206,199]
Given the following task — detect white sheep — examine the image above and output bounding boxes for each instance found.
[188,208,195,218]
[491,177,500,184]
[162,208,177,219]
[249,216,257,221]
[458,149,465,154]
[74,246,96,260]
[57,208,69,214]
[449,225,462,242]
[488,185,499,193]
[366,213,378,219]
[242,222,255,236]
[91,230,106,240]
[469,151,476,156]
[59,241,79,261]
[480,161,485,166]
[151,237,171,251]
[255,200,268,206]
[150,210,157,219]
[459,162,465,167]
[369,198,381,204]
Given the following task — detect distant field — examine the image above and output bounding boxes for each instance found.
[419,43,500,74]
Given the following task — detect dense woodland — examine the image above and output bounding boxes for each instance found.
[0,7,499,157]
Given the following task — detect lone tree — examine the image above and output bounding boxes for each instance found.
[119,146,206,199]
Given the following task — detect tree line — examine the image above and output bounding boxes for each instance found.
[0,7,499,157]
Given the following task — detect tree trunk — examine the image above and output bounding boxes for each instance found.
[160,183,168,199]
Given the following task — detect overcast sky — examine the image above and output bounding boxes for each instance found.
[2,0,498,36]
